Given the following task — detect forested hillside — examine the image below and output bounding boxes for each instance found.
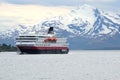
[0,43,16,52]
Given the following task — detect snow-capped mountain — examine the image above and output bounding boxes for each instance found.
[0,4,120,49]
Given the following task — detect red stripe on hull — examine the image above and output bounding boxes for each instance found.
[17,46,68,50]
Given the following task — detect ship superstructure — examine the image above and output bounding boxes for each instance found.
[16,27,69,54]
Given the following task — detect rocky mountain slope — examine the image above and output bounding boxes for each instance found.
[0,4,120,49]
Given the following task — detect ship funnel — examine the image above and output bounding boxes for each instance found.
[48,27,54,34]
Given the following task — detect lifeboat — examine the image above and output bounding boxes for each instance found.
[44,37,57,42]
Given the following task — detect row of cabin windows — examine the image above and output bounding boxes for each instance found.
[16,38,37,40]
[19,36,52,38]
[16,41,67,44]
[16,38,67,43]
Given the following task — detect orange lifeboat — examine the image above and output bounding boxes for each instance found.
[44,37,57,42]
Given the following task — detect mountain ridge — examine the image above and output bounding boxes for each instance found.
[0,4,120,49]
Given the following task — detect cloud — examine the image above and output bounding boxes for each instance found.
[84,0,116,2]
[0,0,117,6]
[0,0,81,6]
[0,3,72,31]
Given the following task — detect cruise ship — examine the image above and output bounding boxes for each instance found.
[16,27,69,54]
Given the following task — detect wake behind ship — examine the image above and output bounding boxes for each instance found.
[16,27,69,54]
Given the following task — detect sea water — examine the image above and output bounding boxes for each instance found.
[0,50,120,80]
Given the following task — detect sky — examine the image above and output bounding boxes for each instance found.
[0,0,120,31]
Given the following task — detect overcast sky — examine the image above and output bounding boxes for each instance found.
[0,0,120,31]
[1,0,119,10]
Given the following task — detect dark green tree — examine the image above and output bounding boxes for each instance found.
[0,43,17,51]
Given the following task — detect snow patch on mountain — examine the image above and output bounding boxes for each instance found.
[0,4,120,49]
[0,4,120,38]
